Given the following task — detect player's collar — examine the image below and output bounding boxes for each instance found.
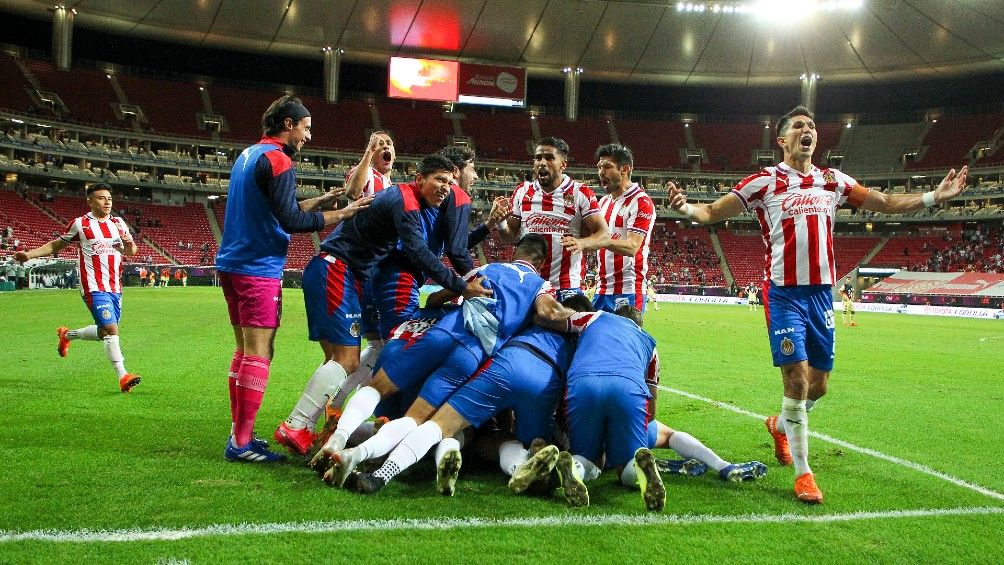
[776,161,818,177]
[259,136,295,156]
[536,175,572,193]
[619,183,641,200]
[512,259,538,274]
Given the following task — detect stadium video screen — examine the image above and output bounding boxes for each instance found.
[388,57,459,102]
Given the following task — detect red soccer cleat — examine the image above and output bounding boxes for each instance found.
[56,326,71,358]
[274,421,317,456]
[765,415,793,466]
[119,373,141,393]
[850,322,859,327]
[795,472,823,504]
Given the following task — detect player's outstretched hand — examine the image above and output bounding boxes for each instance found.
[486,196,511,229]
[343,196,374,215]
[319,186,347,205]
[461,276,493,300]
[666,181,688,212]
[13,251,29,263]
[934,166,969,203]
[560,235,584,252]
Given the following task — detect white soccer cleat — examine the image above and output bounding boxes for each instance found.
[436,449,463,497]
[323,447,363,488]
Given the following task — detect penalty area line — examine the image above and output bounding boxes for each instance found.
[1,506,1002,544]
[658,385,1004,502]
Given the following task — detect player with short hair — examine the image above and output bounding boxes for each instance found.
[667,104,971,503]
[15,183,141,393]
[216,95,369,463]
[592,144,656,312]
[747,282,759,311]
[839,276,857,326]
[645,277,661,311]
[283,155,493,457]
[498,137,610,301]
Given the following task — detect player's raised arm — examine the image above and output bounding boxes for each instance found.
[496,187,523,245]
[856,165,971,214]
[468,196,510,249]
[13,237,70,263]
[299,186,347,212]
[667,181,745,225]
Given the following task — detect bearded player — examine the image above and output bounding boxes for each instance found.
[15,183,141,393]
[667,105,971,503]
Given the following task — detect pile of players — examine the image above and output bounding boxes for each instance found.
[25,95,971,510]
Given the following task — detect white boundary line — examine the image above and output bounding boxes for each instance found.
[1,506,1001,544]
[658,385,1004,502]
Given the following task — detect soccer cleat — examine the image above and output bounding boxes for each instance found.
[508,445,559,494]
[323,447,363,488]
[310,405,342,455]
[224,435,286,463]
[635,448,666,512]
[656,458,709,477]
[273,422,316,456]
[795,472,823,504]
[719,461,768,482]
[436,449,463,496]
[765,415,793,466]
[119,374,141,393]
[56,326,71,357]
[554,451,589,508]
[850,322,859,327]
[354,472,387,494]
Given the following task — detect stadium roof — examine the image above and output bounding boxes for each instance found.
[4,0,1004,86]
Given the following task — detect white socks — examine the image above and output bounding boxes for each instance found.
[373,420,440,482]
[775,398,816,435]
[102,335,127,378]
[330,385,382,449]
[667,432,730,472]
[620,458,639,488]
[499,440,528,476]
[357,417,419,461]
[782,396,811,476]
[572,455,600,482]
[330,340,383,410]
[68,325,99,341]
[286,361,348,430]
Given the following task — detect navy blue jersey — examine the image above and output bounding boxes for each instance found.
[320,182,467,293]
[381,184,473,282]
[565,311,659,386]
[217,137,324,278]
[508,326,575,376]
[436,260,550,353]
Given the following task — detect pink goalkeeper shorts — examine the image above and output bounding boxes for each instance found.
[220,271,282,329]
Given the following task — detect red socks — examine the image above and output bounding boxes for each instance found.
[228,350,244,425]
[233,355,270,447]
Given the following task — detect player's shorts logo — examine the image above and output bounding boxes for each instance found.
[349,321,360,338]
[780,337,794,356]
[101,308,111,320]
[615,297,629,309]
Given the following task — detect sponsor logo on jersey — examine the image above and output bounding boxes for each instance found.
[780,337,795,355]
[525,213,571,235]
[780,192,835,216]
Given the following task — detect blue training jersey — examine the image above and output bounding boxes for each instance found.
[216,137,324,279]
[508,326,575,376]
[566,311,657,386]
[320,183,467,293]
[379,184,473,282]
[436,260,549,352]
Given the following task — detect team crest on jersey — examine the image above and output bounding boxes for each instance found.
[823,171,836,184]
[349,322,360,338]
[563,193,576,207]
[780,337,794,356]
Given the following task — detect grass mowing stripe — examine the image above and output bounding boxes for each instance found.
[2,507,1001,544]
[658,385,1004,501]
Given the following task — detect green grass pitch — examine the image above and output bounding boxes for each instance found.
[0,286,1002,563]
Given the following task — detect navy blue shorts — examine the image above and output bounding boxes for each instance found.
[592,293,645,314]
[378,327,484,410]
[302,254,363,346]
[763,281,835,371]
[84,291,121,327]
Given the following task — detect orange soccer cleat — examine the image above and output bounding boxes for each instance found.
[794,472,823,504]
[274,421,317,456]
[850,322,859,327]
[119,373,141,393]
[765,415,793,466]
[56,326,71,357]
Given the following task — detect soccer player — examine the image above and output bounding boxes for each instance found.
[14,183,141,393]
[592,144,656,312]
[284,155,492,456]
[666,105,971,503]
[318,235,576,492]
[839,276,857,326]
[275,148,481,454]
[645,277,661,311]
[216,95,370,463]
[747,282,759,312]
[535,305,665,511]
[498,137,610,300]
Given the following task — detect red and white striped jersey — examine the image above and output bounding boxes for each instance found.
[730,162,868,287]
[596,183,656,297]
[59,213,131,295]
[510,175,601,289]
[347,165,392,198]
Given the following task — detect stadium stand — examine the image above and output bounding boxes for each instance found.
[0,54,34,112]
[24,58,119,126]
[907,113,1004,171]
[648,224,725,287]
[535,114,612,165]
[866,225,962,270]
[299,95,374,151]
[461,108,532,161]
[0,189,63,254]
[692,122,764,172]
[616,117,686,170]
[840,121,926,175]
[115,74,204,137]
[208,83,280,143]
[378,100,454,156]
